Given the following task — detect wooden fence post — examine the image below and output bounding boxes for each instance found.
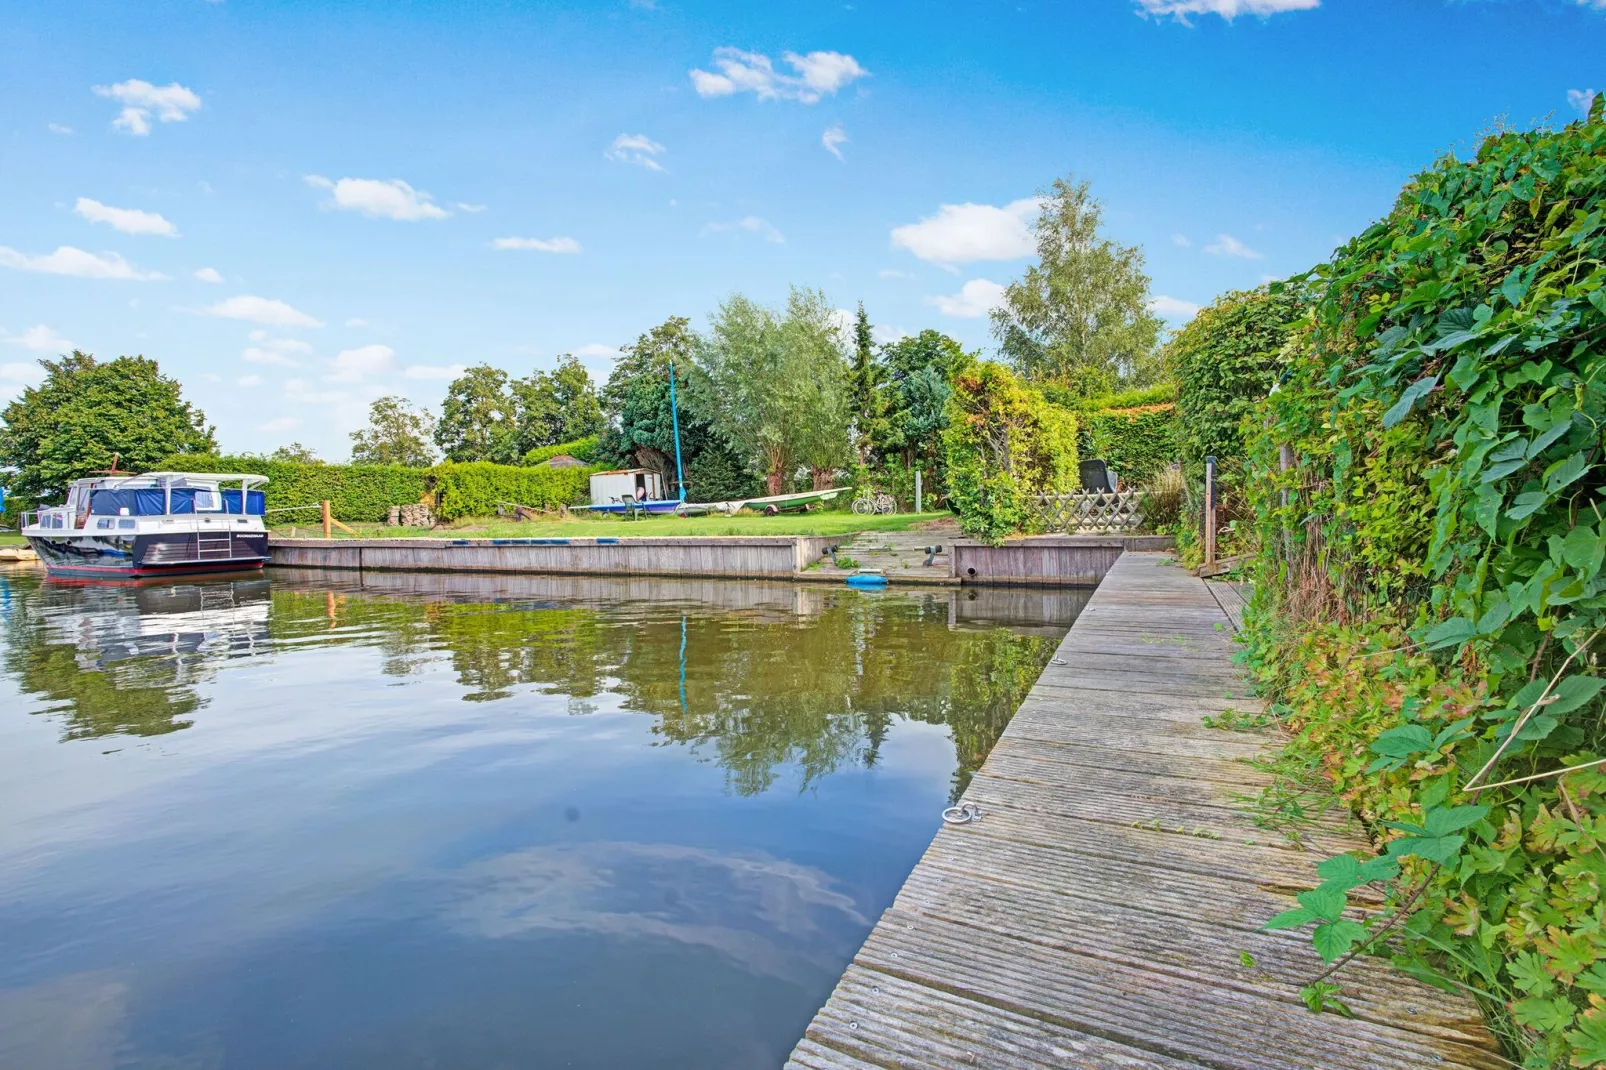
[321,499,332,540]
[1203,456,1217,569]
[915,469,923,514]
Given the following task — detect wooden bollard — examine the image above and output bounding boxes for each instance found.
[321,499,332,539]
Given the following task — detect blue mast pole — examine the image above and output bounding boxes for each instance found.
[668,360,686,502]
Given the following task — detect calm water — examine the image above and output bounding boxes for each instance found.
[0,566,1084,1070]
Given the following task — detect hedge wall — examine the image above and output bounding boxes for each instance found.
[158,454,594,523]
[522,435,603,466]
[432,461,592,520]
[156,454,430,523]
[1076,400,1178,486]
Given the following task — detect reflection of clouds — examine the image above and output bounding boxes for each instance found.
[0,970,129,1070]
[447,842,865,979]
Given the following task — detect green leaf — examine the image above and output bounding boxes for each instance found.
[1312,919,1369,962]
[1422,616,1477,651]
[1578,962,1606,995]
[1370,723,1433,757]
[1382,375,1439,428]
[1423,804,1489,837]
[1547,675,1606,716]
[1562,526,1605,572]
[1264,907,1318,931]
[1314,855,1361,883]
[1567,1002,1606,1068]
[1298,982,1354,1018]
[1512,995,1576,1032]
[1544,451,1591,494]
[1386,832,1466,864]
[1510,950,1557,995]
[1508,490,1549,521]
[1296,883,1348,922]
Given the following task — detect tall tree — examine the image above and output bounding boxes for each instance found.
[435,364,517,463]
[874,330,969,470]
[849,302,883,463]
[512,355,606,455]
[270,442,324,464]
[990,176,1163,398]
[603,316,695,417]
[350,396,437,467]
[694,288,851,494]
[0,352,215,505]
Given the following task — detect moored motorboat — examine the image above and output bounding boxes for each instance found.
[21,471,271,579]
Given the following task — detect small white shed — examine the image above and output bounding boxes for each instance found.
[589,468,665,504]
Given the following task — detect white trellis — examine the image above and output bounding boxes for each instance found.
[1029,490,1148,533]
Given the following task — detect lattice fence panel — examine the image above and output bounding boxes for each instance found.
[1029,490,1148,533]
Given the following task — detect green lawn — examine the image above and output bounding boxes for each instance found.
[0,532,23,546]
[271,510,956,540]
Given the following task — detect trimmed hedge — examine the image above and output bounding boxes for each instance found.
[432,461,592,520]
[1076,399,1178,486]
[522,435,603,466]
[158,454,593,523]
[156,454,429,523]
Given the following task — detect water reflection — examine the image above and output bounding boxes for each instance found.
[0,565,1083,1069]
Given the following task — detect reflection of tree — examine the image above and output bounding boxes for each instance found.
[3,570,1063,789]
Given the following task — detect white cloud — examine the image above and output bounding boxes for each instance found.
[284,378,349,405]
[1,361,46,385]
[48,123,72,135]
[304,175,450,221]
[1135,0,1319,20]
[1203,233,1264,259]
[891,198,1039,265]
[194,266,223,283]
[258,415,300,432]
[1569,89,1598,115]
[237,374,263,387]
[345,318,367,328]
[74,197,178,237]
[210,295,322,324]
[927,278,1006,318]
[403,363,467,380]
[7,324,73,352]
[242,346,300,367]
[208,295,322,327]
[0,245,165,280]
[702,216,785,244]
[456,202,487,213]
[571,343,621,358]
[822,124,848,162]
[92,79,201,135]
[690,47,867,103]
[492,236,582,253]
[1149,295,1202,320]
[1171,233,1191,247]
[606,133,667,171]
[327,343,395,382]
[878,268,911,279]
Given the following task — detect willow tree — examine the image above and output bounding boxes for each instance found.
[694,288,851,494]
[990,176,1163,399]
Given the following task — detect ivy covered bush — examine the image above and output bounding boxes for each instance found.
[942,361,1078,542]
[1170,285,1303,481]
[521,435,602,466]
[1242,102,1606,1067]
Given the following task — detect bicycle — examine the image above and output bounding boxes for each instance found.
[852,488,898,515]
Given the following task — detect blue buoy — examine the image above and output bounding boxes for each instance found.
[845,572,888,589]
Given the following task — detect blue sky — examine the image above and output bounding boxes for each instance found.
[1,0,1600,459]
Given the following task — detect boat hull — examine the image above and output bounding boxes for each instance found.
[26,532,269,579]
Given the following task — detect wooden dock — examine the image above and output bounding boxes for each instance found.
[787,552,1502,1070]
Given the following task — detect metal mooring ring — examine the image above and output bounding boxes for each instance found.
[941,803,983,825]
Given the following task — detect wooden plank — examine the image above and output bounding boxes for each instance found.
[787,552,1500,1070]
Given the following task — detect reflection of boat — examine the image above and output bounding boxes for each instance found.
[36,577,274,667]
[21,471,270,579]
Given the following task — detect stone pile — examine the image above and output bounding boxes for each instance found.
[386,504,435,527]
